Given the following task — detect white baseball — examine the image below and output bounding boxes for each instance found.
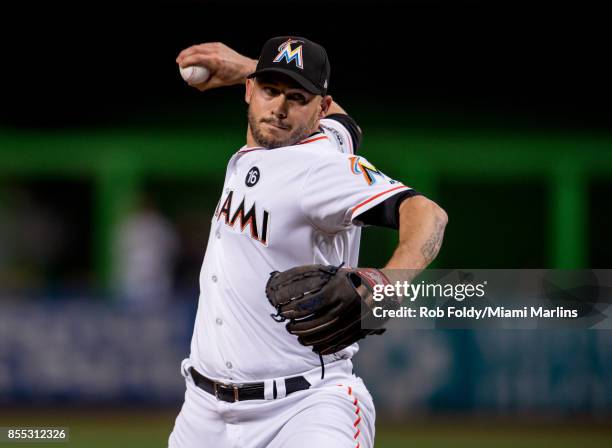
[179,65,211,84]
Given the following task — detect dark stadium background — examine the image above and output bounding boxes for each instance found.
[1,1,611,447]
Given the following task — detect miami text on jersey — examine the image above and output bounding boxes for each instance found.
[215,190,270,245]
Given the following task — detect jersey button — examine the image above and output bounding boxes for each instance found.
[226,361,233,369]
[215,231,221,239]
[212,275,218,283]
[216,318,223,325]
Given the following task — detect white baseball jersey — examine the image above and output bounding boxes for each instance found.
[189,118,412,382]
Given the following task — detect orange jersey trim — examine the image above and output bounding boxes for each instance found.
[297,135,328,145]
[350,185,409,215]
[238,147,264,154]
[236,134,328,154]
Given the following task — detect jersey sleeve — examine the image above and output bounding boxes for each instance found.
[355,188,423,229]
[300,153,413,234]
[319,114,362,154]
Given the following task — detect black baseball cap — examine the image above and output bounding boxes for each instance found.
[247,36,330,95]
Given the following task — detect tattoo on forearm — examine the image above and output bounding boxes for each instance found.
[421,216,446,262]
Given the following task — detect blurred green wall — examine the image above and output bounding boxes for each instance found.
[1,126,611,288]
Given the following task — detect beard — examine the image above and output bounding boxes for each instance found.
[248,107,318,149]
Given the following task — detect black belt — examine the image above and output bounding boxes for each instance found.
[189,367,311,403]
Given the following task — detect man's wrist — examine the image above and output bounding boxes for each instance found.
[241,59,258,84]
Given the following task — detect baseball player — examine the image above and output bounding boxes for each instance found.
[170,36,448,448]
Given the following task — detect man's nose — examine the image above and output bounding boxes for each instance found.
[271,95,288,119]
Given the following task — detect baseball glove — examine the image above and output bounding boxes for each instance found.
[265,264,400,355]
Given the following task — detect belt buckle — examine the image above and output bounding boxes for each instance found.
[213,382,240,402]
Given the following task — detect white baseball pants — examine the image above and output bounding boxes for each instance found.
[168,358,375,448]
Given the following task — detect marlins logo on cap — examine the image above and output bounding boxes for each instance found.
[248,36,330,95]
[273,39,304,69]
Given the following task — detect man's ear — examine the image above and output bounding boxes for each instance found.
[245,78,254,104]
[319,95,333,118]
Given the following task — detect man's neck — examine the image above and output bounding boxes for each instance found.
[246,126,257,148]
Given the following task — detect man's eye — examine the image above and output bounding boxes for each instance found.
[264,87,277,95]
[289,95,306,104]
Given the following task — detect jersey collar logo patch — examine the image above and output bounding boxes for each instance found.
[273,39,304,69]
[245,166,261,187]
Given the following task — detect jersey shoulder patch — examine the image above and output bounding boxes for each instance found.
[348,155,398,186]
[320,123,347,152]
[320,115,362,154]
[320,119,354,154]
